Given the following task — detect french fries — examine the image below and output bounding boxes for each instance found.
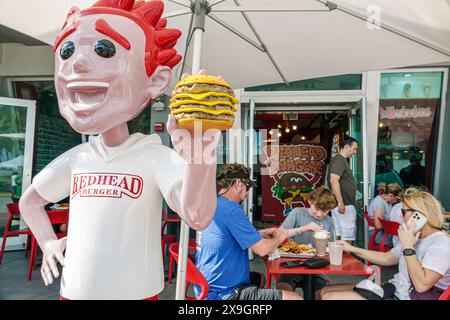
[278,241,316,254]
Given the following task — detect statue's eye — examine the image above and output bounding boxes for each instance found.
[60,41,75,60]
[94,39,116,58]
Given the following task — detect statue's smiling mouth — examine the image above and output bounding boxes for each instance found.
[66,81,110,113]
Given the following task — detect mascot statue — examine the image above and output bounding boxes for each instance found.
[19,0,219,300]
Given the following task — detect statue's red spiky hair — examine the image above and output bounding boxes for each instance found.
[54,0,182,77]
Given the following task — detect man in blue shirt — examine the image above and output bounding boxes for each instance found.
[195,164,303,300]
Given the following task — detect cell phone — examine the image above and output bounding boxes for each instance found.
[406,211,428,233]
[280,260,305,268]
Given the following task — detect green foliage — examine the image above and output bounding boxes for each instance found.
[272,182,285,199]
[0,176,11,193]
[0,106,26,158]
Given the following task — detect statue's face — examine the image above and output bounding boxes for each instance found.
[54,13,167,134]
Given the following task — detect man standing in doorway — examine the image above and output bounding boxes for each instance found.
[328,136,358,244]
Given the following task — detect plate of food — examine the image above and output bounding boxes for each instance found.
[51,203,70,210]
[278,241,316,258]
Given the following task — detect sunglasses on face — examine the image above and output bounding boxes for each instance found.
[242,181,251,191]
[388,194,399,198]
[229,179,251,191]
[401,208,420,217]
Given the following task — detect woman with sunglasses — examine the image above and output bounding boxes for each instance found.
[367,183,402,246]
[389,187,423,246]
[321,188,450,300]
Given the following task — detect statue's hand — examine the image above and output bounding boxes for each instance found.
[41,237,67,286]
[167,115,221,165]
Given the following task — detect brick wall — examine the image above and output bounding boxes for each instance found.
[34,114,81,175]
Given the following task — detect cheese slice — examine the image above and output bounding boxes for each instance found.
[170,92,239,104]
[178,118,233,132]
[171,107,235,116]
[169,99,237,111]
[176,75,231,88]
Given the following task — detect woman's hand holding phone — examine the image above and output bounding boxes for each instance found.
[398,221,421,249]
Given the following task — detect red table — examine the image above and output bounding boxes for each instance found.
[28,209,69,281]
[265,253,374,300]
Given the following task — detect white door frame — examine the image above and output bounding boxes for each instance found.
[0,97,36,250]
[247,99,255,260]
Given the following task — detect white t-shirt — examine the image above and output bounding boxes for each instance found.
[389,203,404,246]
[33,133,185,299]
[368,195,393,233]
[389,231,450,300]
[11,174,17,187]
[368,195,392,221]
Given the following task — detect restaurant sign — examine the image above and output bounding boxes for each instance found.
[71,173,143,199]
[380,105,432,120]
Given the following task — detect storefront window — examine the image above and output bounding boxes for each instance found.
[375,72,443,191]
[244,74,362,92]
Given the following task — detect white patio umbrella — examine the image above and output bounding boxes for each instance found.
[0,155,24,170]
[1,0,450,300]
[1,1,449,86]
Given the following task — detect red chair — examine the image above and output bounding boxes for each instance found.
[0,203,32,265]
[161,210,181,266]
[168,237,196,284]
[168,242,208,300]
[438,286,450,300]
[28,210,69,281]
[378,219,399,253]
[363,211,381,251]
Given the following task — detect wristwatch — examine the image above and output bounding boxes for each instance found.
[403,248,416,256]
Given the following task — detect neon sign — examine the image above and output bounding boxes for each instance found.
[380,105,432,120]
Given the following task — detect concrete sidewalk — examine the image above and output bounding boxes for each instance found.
[0,249,397,300]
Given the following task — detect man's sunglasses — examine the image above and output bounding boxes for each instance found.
[227,178,252,191]
[242,180,252,191]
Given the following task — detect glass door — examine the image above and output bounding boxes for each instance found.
[0,97,36,250]
[349,98,370,248]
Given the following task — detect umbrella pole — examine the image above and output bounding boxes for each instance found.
[175,0,206,301]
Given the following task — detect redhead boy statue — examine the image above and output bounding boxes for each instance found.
[19,0,219,300]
